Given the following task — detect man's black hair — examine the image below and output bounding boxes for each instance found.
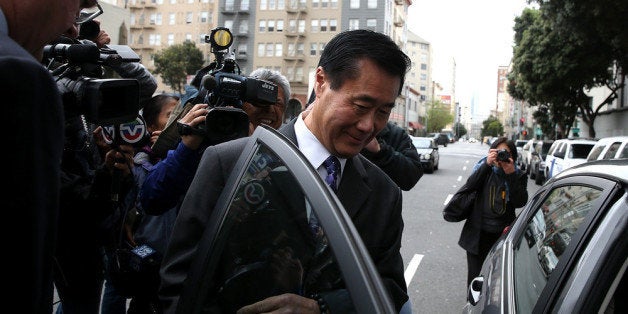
[317,29,411,95]
[143,94,179,127]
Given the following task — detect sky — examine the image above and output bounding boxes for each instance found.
[407,0,531,117]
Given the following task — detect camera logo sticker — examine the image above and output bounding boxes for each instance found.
[243,180,266,206]
[119,117,147,144]
[101,125,115,145]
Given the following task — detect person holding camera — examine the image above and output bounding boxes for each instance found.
[456,136,528,287]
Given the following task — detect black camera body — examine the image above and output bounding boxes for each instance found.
[44,37,140,126]
[497,149,511,162]
[190,27,278,145]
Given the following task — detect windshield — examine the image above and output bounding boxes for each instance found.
[412,138,431,149]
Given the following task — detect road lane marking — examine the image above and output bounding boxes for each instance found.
[405,254,424,288]
[444,194,453,205]
[463,166,467,171]
[457,176,462,182]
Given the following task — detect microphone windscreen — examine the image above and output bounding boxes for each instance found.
[201,75,217,91]
[67,44,100,63]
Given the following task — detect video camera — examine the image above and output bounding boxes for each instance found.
[44,36,141,127]
[188,27,278,145]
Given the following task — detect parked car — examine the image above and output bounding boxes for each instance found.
[428,132,449,147]
[543,138,597,180]
[519,139,538,173]
[514,140,528,169]
[586,136,628,161]
[529,140,554,185]
[463,159,628,314]
[411,136,439,173]
[176,126,397,313]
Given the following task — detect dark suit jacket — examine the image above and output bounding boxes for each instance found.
[2,31,64,313]
[159,120,408,312]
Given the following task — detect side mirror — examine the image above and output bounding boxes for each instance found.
[468,276,484,306]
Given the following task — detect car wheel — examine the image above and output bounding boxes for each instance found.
[426,162,434,174]
[434,160,438,170]
[444,142,447,147]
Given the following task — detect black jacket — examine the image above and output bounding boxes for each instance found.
[458,160,528,255]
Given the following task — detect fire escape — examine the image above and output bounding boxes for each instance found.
[128,0,156,54]
[284,0,307,87]
[222,0,250,67]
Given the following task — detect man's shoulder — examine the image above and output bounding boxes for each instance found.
[354,154,399,190]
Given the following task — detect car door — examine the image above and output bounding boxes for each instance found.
[176,125,395,313]
[509,175,625,313]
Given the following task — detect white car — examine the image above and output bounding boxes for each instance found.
[544,138,597,180]
[586,136,628,161]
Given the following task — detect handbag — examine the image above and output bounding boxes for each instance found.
[443,190,477,222]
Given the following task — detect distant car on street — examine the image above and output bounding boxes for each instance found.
[428,132,449,147]
[463,159,628,314]
[520,139,538,173]
[543,138,597,180]
[529,140,554,185]
[411,136,440,173]
[586,136,628,161]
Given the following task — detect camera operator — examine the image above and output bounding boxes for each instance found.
[50,7,158,314]
[1,0,97,312]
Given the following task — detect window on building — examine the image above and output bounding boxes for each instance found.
[169,13,175,25]
[310,43,317,56]
[421,63,427,70]
[349,19,359,30]
[320,19,327,32]
[225,0,235,11]
[296,67,304,81]
[259,20,266,32]
[368,0,377,8]
[296,42,304,55]
[276,20,284,32]
[275,43,283,57]
[350,0,359,9]
[298,19,305,33]
[330,0,338,8]
[421,53,427,62]
[258,43,265,57]
[225,20,234,30]
[366,19,376,30]
[277,0,285,10]
[289,19,296,32]
[260,0,267,10]
[130,14,136,25]
[312,0,319,8]
[288,43,295,56]
[237,43,248,57]
[319,42,325,54]
[150,13,157,25]
[156,13,162,25]
[421,73,427,81]
[200,12,209,23]
[186,12,193,24]
[185,33,192,41]
[311,20,319,32]
[241,0,250,11]
[330,19,337,31]
[137,34,143,44]
[321,0,328,8]
[170,0,176,4]
[266,43,274,56]
[421,43,428,50]
[268,0,276,10]
[268,20,275,32]
[239,19,248,33]
[286,67,294,81]
[167,33,174,45]
[420,85,426,91]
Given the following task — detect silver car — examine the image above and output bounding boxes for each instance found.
[463,160,628,313]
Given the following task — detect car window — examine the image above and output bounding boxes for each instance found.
[513,184,603,313]
[619,144,628,158]
[548,142,558,156]
[412,138,431,148]
[587,145,606,161]
[602,142,621,159]
[178,127,394,313]
[570,143,594,159]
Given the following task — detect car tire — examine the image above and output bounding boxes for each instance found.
[425,162,434,174]
[434,160,438,170]
[444,142,447,147]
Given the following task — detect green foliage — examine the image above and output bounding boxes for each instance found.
[152,41,205,94]
[454,122,467,138]
[426,100,454,133]
[481,116,504,137]
[509,1,628,138]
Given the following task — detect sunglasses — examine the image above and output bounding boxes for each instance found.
[76,3,103,25]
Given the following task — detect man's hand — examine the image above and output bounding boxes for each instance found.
[237,294,320,314]
[363,137,381,153]
[178,103,208,150]
[104,144,134,176]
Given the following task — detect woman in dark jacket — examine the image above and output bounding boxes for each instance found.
[458,137,528,286]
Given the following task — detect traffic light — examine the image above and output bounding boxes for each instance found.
[522,130,528,137]
[519,118,525,126]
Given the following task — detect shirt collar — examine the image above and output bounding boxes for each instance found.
[294,112,346,174]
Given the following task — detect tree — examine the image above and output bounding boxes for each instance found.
[454,122,467,138]
[425,100,453,133]
[509,2,627,138]
[481,116,504,137]
[152,41,205,94]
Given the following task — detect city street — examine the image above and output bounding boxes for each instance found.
[401,140,540,313]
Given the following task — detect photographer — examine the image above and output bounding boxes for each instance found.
[1,0,97,312]
[453,137,528,288]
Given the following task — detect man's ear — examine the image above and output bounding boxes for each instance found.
[314,66,326,96]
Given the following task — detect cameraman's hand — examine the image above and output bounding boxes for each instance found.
[104,144,134,177]
[179,103,209,150]
[237,294,320,314]
[486,148,498,166]
[95,29,111,48]
[499,157,515,174]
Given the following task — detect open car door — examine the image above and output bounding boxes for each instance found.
[176,125,395,313]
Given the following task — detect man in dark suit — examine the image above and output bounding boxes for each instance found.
[1,0,97,312]
[160,29,411,313]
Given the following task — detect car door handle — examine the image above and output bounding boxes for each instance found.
[468,276,484,306]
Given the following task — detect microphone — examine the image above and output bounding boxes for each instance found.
[43,43,100,64]
[201,74,217,91]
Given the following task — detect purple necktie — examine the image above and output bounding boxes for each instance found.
[310,156,341,236]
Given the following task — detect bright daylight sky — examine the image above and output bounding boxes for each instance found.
[407,0,531,117]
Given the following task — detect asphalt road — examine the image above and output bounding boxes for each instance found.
[400,140,541,314]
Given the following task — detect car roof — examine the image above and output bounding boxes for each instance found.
[554,138,598,144]
[553,159,628,183]
[592,136,628,144]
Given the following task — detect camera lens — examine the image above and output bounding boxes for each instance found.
[497,149,510,162]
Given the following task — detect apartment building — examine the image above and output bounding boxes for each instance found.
[104,0,419,125]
